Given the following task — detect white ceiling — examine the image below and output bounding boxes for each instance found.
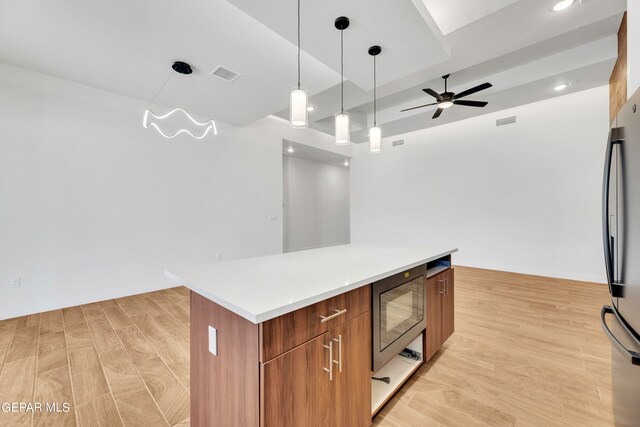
[421,0,521,34]
[225,0,449,90]
[0,0,339,126]
[0,0,627,138]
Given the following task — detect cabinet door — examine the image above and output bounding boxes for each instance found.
[425,275,443,362]
[261,332,333,427]
[441,268,455,344]
[333,311,372,427]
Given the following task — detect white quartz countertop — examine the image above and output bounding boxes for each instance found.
[165,244,457,324]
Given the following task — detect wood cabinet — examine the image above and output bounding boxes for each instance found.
[441,268,455,343]
[425,274,442,362]
[191,286,371,427]
[333,312,371,427]
[261,332,332,427]
[262,311,371,427]
[260,286,370,362]
[425,268,455,362]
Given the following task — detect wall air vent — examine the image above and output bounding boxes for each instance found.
[210,66,240,82]
[392,139,405,147]
[496,116,516,127]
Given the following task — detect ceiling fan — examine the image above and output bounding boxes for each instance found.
[401,74,492,119]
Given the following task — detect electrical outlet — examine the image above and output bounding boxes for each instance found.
[547,252,554,260]
[216,253,222,260]
[208,326,218,356]
[9,277,21,288]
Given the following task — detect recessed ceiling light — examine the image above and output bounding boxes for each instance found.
[344,159,350,166]
[287,146,294,153]
[553,0,574,12]
[307,106,315,112]
[554,84,568,91]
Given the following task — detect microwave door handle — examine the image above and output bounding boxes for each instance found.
[601,306,640,366]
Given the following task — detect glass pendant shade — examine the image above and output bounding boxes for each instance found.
[335,112,350,145]
[290,88,308,128]
[369,126,382,153]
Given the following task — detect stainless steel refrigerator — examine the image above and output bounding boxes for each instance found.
[602,87,640,426]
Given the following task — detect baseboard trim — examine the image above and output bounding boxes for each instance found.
[454,261,607,284]
[1,262,607,320]
[0,281,177,321]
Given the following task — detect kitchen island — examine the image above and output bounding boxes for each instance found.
[166,244,457,427]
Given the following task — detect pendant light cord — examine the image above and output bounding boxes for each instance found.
[340,29,344,113]
[297,0,301,90]
[147,70,174,109]
[148,70,210,114]
[190,75,210,112]
[373,55,377,126]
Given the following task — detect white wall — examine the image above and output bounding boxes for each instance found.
[351,86,610,283]
[628,1,640,98]
[0,62,340,319]
[283,156,350,252]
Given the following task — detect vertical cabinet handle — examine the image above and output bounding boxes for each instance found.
[444,277,448,296]
[439,278,445,294]
[333,335,342,373]
[323,341,333,381]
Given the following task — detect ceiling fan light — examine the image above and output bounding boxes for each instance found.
[290,88,308,128]
[553,0,574,12]
[439,100,454,109]
[369,126,382,153]
[335,112,350,145]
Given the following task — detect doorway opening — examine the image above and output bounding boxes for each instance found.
[282,140,351,253]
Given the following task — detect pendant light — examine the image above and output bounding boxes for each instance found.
[334,16,350,145]
[143,61,217,139]
[289,0,308,128]
[368,45,382,153]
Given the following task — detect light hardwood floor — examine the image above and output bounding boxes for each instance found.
[0,267,613,426]
[0,287,191,427]
[373,267,614,427]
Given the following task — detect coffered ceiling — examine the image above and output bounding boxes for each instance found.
[0,0,626,141]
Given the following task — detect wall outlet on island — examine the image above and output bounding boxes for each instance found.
[546,252,554,260]
[9,276,21,288]
[216,253,223,260]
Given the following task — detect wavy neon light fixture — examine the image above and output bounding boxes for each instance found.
[143,108,217,139]
[144,61,218,140]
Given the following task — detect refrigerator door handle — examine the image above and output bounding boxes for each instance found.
[601,305,640,366]
[602,129,624,297]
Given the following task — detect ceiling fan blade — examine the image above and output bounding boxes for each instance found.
[422,88,443,100]
[400,102,438,112]
[432,108,444,119]
[454,100,488,108]
[453,82,492,100]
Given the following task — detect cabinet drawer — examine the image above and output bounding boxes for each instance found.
[260,285,370,362]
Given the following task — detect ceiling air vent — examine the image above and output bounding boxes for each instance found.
[392,139,405,147]
[210,66,240,83]
[496,116,516,127]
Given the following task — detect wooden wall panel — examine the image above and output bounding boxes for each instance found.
[190,292,260,427]
[610,12,627,124]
